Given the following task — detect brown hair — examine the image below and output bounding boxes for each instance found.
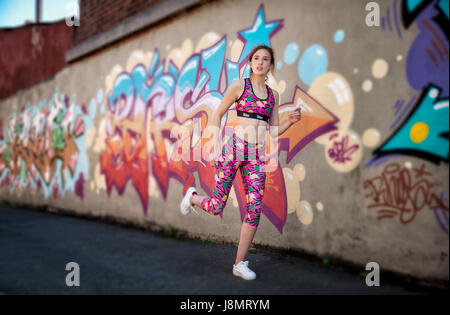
[247,44,275,78]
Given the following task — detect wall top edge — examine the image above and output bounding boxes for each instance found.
[66,0,210,63]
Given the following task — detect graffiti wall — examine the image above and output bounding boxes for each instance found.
[0,0,448,281]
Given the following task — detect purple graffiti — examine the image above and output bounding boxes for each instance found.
[328,134,360,164]
[406,2,449,97]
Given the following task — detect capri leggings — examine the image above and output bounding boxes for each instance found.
[200,133,266,227]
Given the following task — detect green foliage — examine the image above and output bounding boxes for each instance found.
[0,200,11,207]
[202,237,212,243]
[168,225,178,238]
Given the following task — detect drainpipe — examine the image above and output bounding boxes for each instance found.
[36,0,42,23]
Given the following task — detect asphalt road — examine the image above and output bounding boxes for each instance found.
[0,205,440,295]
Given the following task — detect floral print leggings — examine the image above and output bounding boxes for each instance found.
[200,133,266,227]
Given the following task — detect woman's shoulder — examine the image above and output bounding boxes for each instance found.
[230,78,247,100]
[268,84,278,100]
[271,87,279,98]
[233,78,247,89]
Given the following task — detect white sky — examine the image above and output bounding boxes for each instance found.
[0,0,79,28]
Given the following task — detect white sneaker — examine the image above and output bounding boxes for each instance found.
[233,261,256,280]
[180,187,198,215]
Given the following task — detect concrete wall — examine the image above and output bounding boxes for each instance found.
[0,0,448,282]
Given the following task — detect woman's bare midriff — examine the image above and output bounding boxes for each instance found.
[229,117,268,144]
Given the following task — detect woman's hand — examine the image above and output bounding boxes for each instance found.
[210,150,221,168]
[288,108,302,125]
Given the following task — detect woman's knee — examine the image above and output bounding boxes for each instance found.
[243,201,262,227]
[204,196,227,215]
[244,211,261,227]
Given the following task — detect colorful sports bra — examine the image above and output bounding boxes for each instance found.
[235,78,274,122]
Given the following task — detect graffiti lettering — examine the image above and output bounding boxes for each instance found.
[363,163,448,224]
[328,134,360,163]
[100,4,338,234]
[0,90,91,199]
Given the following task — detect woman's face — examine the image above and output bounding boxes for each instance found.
[250,49,272,76]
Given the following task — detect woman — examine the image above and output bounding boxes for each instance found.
[180,44,301,280]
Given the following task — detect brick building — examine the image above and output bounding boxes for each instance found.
[0,21,73,99]
[67,0,206,62]
[74,0,167,45]
[0,0,206,99]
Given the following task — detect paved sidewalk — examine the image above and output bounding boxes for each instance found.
[0,205,441,295]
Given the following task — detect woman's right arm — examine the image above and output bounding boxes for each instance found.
[208,80,241,165]
[210,80,241,129]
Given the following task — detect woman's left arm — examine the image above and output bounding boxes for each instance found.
[269,90,301,137]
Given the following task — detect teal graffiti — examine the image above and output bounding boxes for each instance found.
[374,84,449,163]
[283,42,300,65]
[298,44,328,86]
[334,29,345,43]
[237,4,283,67]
